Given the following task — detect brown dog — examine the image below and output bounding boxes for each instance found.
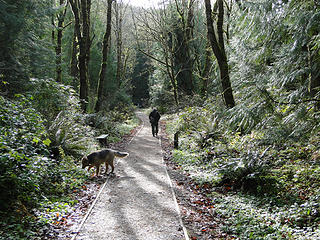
[81,149,129,176]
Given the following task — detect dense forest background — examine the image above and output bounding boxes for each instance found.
[0,0,319,239]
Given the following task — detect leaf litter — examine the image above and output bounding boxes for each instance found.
[160,121,236,240]
[48,125,140,239]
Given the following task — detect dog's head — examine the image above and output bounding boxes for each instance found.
[81,156,89,169]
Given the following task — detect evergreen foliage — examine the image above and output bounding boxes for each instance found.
[0,0,54,95]
[229,0,320,139]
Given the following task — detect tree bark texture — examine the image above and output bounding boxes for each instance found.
[115,1,123,88]
[70,0,91,112]
[82,0,91,72]
[168,54,179,105]
[173,0,194,96]
[201,39,212,97]
[95,0,113,112]
[70,26,79,84]
[55,0,68,83]
[167,30,179,105]
[204,0,235,108]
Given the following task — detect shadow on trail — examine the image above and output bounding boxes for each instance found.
[97,113,182,239]
[77,111,183,240]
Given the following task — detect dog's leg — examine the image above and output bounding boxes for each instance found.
[96,165,100,176]
[110,159,114,173]
[105,162,109,174]
[87,166,95,177]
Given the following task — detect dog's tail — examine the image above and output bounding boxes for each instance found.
[114,151,129,158]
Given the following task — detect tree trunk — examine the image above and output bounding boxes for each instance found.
[79,46,89,110]
[204,0,235,108]
[218,59,235,107]
[173,0,194,96]
[51,0,55,45]
[70,26,79,84]
[115,1,123,88]
[70,0,91,112]
[95,0,113,112]
[167,30,179,105]
[168,55,179,105]
[56,25,62,82]
[82,0,91,72]
[201,39,212,97]
[55,0,67,83]
[184,0,195,94]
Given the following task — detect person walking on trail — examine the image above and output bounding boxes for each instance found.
[149,108,161,137]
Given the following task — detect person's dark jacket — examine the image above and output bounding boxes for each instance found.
[149,109,160,125]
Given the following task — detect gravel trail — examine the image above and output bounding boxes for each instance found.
[76,111,186,240]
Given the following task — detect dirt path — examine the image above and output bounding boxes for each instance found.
[76,111,186,240]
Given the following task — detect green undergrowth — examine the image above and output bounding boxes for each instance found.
[0,79,139,239]
[0,95,89,239]
[211,192,320,240]
[164,105,320,239]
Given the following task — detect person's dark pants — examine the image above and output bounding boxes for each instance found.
[151,122,159,137]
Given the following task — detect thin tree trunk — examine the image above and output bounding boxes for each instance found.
[115,1,123,87]
[201,39,212,97]
[56,26,62,82]
[55,0,67,83]
[204,0,235,108]
[83,0,91,72]
[51,0,55,45]
[70,26,79,83]
[167,55,179,105]
[95,0,113,112]
[167,27,179,104]
[185,0,195,94]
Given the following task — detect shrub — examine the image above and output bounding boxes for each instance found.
[28,78,99,157]
[0,93,92,239]
[28,78,79,124]
[0,95,50,210]
[48,110,98,157]
[217,149,279,194]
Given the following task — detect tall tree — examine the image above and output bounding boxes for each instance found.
[0,0,55,94]
[205,0,235,108]
[95,0,113,112]
[200,39,212,97]
[52,0,70,82]
[69,0,92,111]
[133,3,181,105]
[114,0,125,88]
[70,25,79,85]
[172,0,195,95]
[0,1,29,94]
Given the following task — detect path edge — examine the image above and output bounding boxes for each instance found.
[158,136,190,240]
[70,114,145,240]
